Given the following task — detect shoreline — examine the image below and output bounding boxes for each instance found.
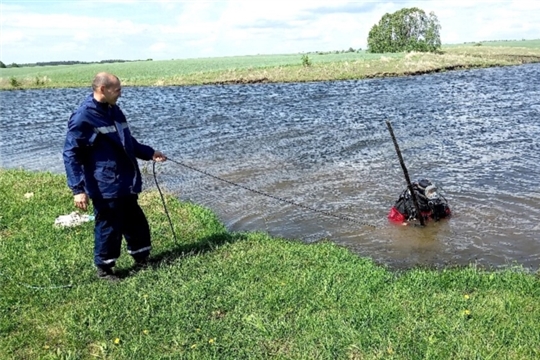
[208,59,540,86]
[1,43,540,90]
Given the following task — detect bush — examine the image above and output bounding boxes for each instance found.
[34,76,45,86]
[10,77,21,88]
[301,54,312,67]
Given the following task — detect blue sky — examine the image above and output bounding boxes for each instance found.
[1,0,539,64]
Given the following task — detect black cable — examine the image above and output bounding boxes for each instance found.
[165,157,377,229]
[153,161,179,242]
[4,158,375,290]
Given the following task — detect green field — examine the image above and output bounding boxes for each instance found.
[454,39,540,48]
[1,40,539,90]
[1,169,539,359]
[0,51,403,89]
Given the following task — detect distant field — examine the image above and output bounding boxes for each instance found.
[1,39,539,90]
[0,51,401,87]
[0,51,405,88]
[448,39,540,48]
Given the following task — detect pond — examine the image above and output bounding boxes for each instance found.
[1,63,539,270]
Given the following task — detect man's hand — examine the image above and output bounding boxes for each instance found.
[153,151,167,162]
[74,193,89,211]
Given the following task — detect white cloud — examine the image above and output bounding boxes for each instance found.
[149,42,168,52]
[0,30,26,46]
[73,32,93,42]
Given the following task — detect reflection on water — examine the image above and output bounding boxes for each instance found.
[1,64,539,270]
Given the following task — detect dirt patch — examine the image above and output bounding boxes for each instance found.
[363,64,479,79]
[491,54,540,64]
[208,77,270,85]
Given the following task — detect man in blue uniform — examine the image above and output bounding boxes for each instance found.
[63,72,167,281]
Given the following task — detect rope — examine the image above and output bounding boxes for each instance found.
[2,158,375,290]
[153,161,178,242]
[164,157,377,229]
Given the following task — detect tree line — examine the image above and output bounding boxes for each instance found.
[0,59,153,69]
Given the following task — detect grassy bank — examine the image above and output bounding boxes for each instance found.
[1,40,540,90]
[1,168,539,359]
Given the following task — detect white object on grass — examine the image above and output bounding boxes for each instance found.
[54,212,95,228]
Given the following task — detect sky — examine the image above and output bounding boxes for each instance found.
[1,0,539,64]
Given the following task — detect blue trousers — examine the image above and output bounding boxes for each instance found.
[92,195,151,269]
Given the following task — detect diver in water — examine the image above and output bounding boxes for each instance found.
[388,179,451,224]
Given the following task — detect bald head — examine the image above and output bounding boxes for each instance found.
[92,72,120,92]
[92,72,122,105]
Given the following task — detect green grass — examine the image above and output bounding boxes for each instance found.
[1,39,539,90]
[459,39,540,48]
[0,52,401,89]
[1,168,539,359]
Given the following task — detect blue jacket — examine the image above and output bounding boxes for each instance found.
[63,94,155,199]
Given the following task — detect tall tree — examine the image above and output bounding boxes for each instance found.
[367,8,441,53]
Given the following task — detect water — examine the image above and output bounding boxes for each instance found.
[1,64,539,270]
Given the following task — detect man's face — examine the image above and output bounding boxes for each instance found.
[102,81,122,105]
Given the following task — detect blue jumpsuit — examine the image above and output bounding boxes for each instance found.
[63,94,155,269]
